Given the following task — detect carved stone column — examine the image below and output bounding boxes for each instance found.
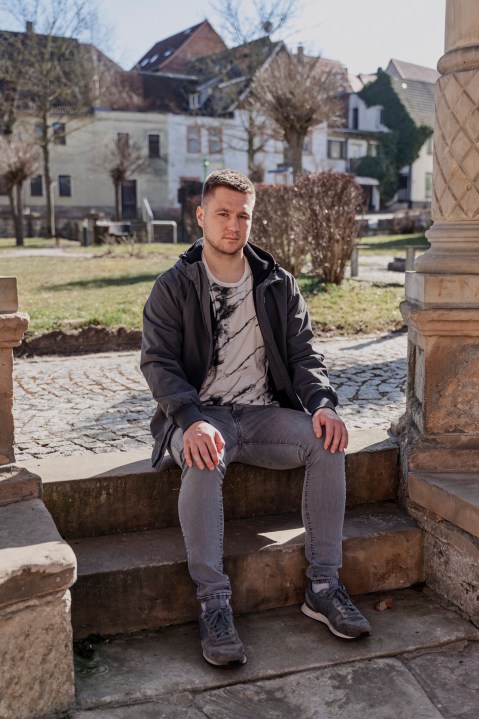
[399,0,479,626]
[0,277,28,465]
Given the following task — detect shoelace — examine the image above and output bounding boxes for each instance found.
[205,607,235,641]
[322,582,358,615]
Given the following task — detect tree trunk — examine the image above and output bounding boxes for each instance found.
[15,183,24,246]
[43,141,53,237]
[7,187,22,246]
[247,112,256,178]
[40,116,54,238]
[114,181,121,221]
[287,131,306,181]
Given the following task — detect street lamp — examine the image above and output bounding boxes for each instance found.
[202,158,210,180]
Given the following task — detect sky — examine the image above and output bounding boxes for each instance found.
[98,0,447,76]
[0,0,446,77]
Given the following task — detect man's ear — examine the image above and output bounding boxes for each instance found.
[196,204,204,228]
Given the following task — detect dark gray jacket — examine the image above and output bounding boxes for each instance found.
[141,239,337,467]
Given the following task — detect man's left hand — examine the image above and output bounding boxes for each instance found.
[312,408,348,453]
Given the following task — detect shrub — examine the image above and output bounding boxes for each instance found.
[184,194,202,243]
[251,183,307,275]
[296,172,364,284]
[392,209,432,234]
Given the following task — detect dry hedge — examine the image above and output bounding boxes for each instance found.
[252,172,364,284]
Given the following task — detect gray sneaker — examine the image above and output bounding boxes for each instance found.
[301,578,371,639]
[199,599,246,667]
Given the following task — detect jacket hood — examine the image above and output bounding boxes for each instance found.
[178,238,278,284]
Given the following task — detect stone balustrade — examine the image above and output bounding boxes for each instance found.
[0,277,29,465]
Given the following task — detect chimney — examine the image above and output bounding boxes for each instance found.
[26,21,34,33]
[297,44,304,58]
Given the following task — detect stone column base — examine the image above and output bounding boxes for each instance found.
[399,278,479,626]
[0,467,77,719]
[0,591,75,719]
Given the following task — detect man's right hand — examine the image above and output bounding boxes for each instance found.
[183,421,225,470]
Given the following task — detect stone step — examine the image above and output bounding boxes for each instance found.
[72,589,479,715]
[70,501,422,639]
[409,470,479,539]
[0,497,76,609]
[22,428,399,539]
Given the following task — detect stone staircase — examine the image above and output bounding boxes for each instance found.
[406,469,479,626]
[22,428,424,641]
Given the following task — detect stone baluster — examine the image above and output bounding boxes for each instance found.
[0,277,29,465]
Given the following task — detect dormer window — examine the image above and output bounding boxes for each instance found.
[164,50,172,57]
[150,54,159,63]
[189,93,200,110]
[140,58,149,67]
[352,107,359,130]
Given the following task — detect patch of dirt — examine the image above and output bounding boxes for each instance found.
[14,322,407,358]
[14,326,142,357]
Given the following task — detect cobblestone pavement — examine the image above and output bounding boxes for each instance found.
[12,332,407,461]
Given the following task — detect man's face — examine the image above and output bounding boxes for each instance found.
[196,186,254,258]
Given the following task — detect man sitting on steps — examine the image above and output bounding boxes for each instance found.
[141,168,371,667]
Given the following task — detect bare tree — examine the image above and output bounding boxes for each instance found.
[209,0,297,180]
[0,0,118,236]
[0,136,39,245]
[251,50,348,179]
[212,0,297,47]
[106,135,148,221]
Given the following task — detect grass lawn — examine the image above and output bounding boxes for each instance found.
[1,246,188,334]
[1,236,409,337]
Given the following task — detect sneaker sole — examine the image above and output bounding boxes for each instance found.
[202,650,247,667]
[301,602,371,640]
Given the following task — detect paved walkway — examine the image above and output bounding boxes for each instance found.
[12,332,407,461]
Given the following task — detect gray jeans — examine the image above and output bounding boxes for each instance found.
[168,405,345,604]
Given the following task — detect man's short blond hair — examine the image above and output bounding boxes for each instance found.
[202,169,256,205]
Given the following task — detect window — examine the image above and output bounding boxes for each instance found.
[189,93,200,110]
[53,122,66,145]
[30,175,43,197]
[187,126,201,153]
[148,134,161,158]
[208,127,222,154]
[352,107,359,130]
[58,175,71,197]
[34,122,43,140]
[427,136,434,155]
[425,172,433,199]
[327,140,346,160]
